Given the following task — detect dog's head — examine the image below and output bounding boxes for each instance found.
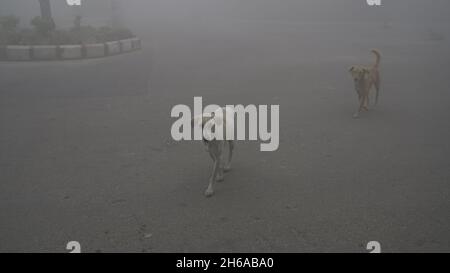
[191,111,218,144]
[349,66,368,84]
[191,112,215,129]
[192,107,232,143]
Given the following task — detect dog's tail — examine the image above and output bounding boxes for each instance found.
[371,49,381,105]
[371,49,381,68]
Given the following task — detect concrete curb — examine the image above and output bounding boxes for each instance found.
[120,39,133,53]
[59,45,83,60]
[6,45,31,61]
[1,38,141,61]
[105,41,121,56]
[85,43,106,59]
[131,38,141,50]
[0,46,5,60]
[32,45,58,60]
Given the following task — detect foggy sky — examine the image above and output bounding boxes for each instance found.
[2,0,450,29]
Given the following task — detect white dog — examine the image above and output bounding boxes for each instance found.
[192,107,235,197]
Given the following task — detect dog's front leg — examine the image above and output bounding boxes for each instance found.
[353,96,364,118]
[216,158,225,182]
[205,144,221,197]
[205,158,219,197]
[363,94,370,111]
[223,141,234,172]
[216,144,225,182]
[365,93,370,109]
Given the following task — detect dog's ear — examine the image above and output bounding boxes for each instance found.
[349,66,355,72]
[202,116,213,126]
[192,115,204,128]
[192,113,217,128]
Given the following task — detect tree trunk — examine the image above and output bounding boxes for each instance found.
[38,0,55,29]
[110,0,123,28]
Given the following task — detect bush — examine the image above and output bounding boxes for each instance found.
[95,26,134,43]
[0,15,19,31]
[0,15,135,46]
[1,30,21,45]
[0,15,20,46]
[17,28,46,45]
[73,15,82,31]
[71,25,98,44]
[31,16,55,36]
[51,29,77,45]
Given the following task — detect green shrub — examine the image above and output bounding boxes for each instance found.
[51,29,76,45]
[17,28,52,45]
[0,30,7,46]
[73,15,82,31]
[95,26,134,43]
[15,28,39,45]
[0,15,20,46]
[0,29,20,45]
[71,25,98,44]
[0,14,135,45]
[31,16,55,36]
[0,15,19,31]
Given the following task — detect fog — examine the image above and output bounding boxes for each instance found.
[119,0,450,25]
[1,0,450,252]
[117,0,450,52]
[4,1,450,28]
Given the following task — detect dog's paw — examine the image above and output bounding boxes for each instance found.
[353,113,360,119]
[216,174,224,182]
[204,188,214,197]
[223,165,232,172]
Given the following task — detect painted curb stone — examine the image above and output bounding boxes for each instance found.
[6,45,31,61]
[60,45,82,59]
[32,45,58,60]
[85,43,105,58]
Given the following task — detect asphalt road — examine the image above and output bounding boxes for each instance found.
[0,20,449,252]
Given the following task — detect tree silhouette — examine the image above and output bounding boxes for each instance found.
[38,0,55,29]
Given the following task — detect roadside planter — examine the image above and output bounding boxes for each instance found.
[106,41,121,55]
[131,38,141,50]
[32,45,58,60]
[120,39,133,52]
[1,38,141,61]
[85,43,105,58]
[59,45,82,59]
[6,45,31,61]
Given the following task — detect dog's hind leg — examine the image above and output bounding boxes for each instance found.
[369,69,381,106]
[224,141,234,172]
[374,72,380,105]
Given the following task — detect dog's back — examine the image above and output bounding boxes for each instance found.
[349,49,382,117]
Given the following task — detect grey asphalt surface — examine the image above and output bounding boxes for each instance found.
[0,19,449,252]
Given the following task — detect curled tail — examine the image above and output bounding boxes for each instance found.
[371,49,381,68]
[371,49,381,105]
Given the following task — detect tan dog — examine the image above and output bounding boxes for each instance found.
[192,107,235,197]
[349,49,381,118]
